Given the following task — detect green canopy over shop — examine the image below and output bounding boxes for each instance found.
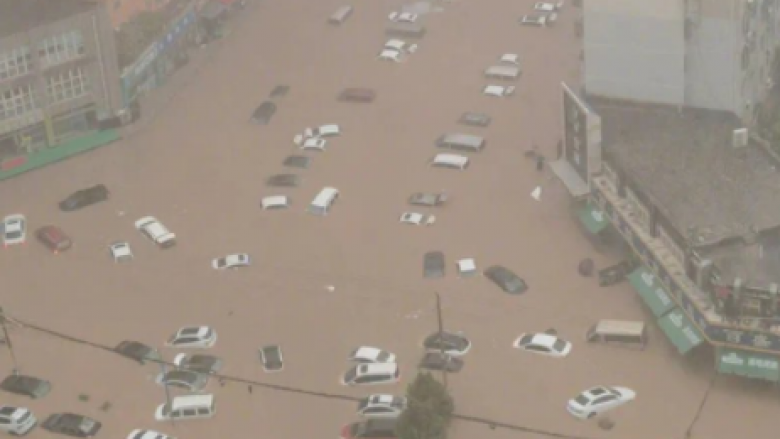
[717,348,780,382]
[628,268,676,318]
[577,203,609,234]
[657,308,704,355]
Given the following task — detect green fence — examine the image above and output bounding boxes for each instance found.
[0,129,121,181]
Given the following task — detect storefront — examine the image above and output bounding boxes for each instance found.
[657,308,705,355]
[628,267,676,318]
[577,201,609,235]
[717,348,780,382]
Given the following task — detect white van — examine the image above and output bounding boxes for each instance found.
[309,187,339,215]
[261,195,290,210]
[329,5,353,25]
[155,395,216,421]
[343,363,401,386]
[436,134,486,152]
[430,153,470,170]
[585,320,647,350]
[484,65,521,80]
[135,216,176,248]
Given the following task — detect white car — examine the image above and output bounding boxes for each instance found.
[483,85,515,97]
[2,214,26,247]
[110,241,134,262]
[385,39,418,54]
[260,195,291,210]
[567,386,636,420]
[212,253,250,270]
[349,346,397,363]
[295,136,327,151]
[357,395,408,418]
[499,53,520,66]
[128,430,176,439]
[377,49,404,63]
[166,326,218,349]
[388,11,418,23]
[0,406,36,435]
[399,212,435,226]
[520,13,556,26]
[135,216,176,248]
[535,1,563,12]
[513,333,572,357]
[303,124,341,139]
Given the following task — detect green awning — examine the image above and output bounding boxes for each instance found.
[628,268,676,317]
[717,348,780,382]
[577,203,608,234]
[657,308,704,355]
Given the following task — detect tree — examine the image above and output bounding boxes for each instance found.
[397,372,454,439]
[116,10,168,69]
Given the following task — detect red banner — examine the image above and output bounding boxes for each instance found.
[1,156,27,171]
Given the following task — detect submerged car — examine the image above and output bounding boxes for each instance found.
[423,331,471,356]
[212,253,251,270]
[2,214,26,247]
[356,395,407,418]
[115,341,162,365]
[458,112,491,127]
[349,347,397,364]
[127,430,176,439]
[408,192,447,207]
[59,184,109,211]
[259,345,284,372]
[484,265,528,294]
[173,353,223,374]
[483,85,515,97]
[399,212,435,226]
[156,370,209,392]
[42,414,101,438]
[110,242,134,262]
[419,352,463,372]
[0,375,51,399]
[388,11,418,23]
[567,386,636,420]
[0,406,37,435]
[513,333,572,357]
[266,174,301,187]
[423,251,445,278]
[251,101,276,125]
[166,326,217,349]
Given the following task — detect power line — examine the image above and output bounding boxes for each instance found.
[8,313,608,439]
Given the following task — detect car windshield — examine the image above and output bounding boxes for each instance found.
[574,394,590,405]
[552,339,568,352]
[180,328,199,336]
[17,411,31,423]
[377,351,391,362]
[344,367,358,383]
[6,231,21,239]
[518,334,534,346]
[357,398,370,410]
[79,419,96,432]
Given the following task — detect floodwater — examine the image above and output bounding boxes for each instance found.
[0,0,777,438]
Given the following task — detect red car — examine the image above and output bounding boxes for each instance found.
[341,419,397,439]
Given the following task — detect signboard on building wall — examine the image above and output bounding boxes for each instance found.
[592,182,780,353]
[562,83,602,185]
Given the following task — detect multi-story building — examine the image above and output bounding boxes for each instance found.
[582,0,779,124]
[0,0,123,175]
[553,81,780,383]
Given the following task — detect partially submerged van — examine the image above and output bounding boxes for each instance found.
[435,134,486,152]
[328,5,353,25]
[429,153,470,170]
[155,395,216,421]
[386,22,426,39]
[484,65,521,80]
[586,320,647,349]
[309,187,340,215]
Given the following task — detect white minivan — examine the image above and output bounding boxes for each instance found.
[155,395,216,421]
[429,153,470,170]
[309,187,339,215]
[484,65,521,80]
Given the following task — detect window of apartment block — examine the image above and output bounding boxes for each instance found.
[0,47,32,81]
[46,67,89,104]
[625,187,650,232]
[658,224,685,266]
[38,31,85,67]
[0,84,36,121]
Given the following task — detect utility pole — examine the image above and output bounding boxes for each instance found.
[158,360,175,427]
[0,307,19,374]
[435,292,448,390]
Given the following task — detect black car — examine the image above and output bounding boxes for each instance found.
[0,374,51,399]
[259,345,284,372]
[266,174,301,187]
[484,265,528,294]
[269,85,290,98]
[42,414,101,438]
[419,352,463,373]
[423,251,445,278]
[114,341,161,365]
[174,353,223,374]
[283,155,311,169]
[251,101,277,125]
[59,185,109,211]
[423,331,471,356]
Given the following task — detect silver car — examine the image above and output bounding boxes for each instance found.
[155,370,209,392]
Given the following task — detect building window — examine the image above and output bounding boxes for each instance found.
[46,67,90,104]
[38,31,85,67]
[658,225,685,267]
[0,47,32,81]
[0,84,36,121]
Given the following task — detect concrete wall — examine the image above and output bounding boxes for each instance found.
[684,16,740,114]
[584,0,686,105]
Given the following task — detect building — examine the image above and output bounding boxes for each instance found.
[0,0,123,177]
[582,0,780,124]
[554,83,780,383]
[103,0,171,30]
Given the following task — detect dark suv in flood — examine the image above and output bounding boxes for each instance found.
[59,185,109,211]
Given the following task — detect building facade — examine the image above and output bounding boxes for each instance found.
[0,0,123,165]
[582,0,780,124]
[556,83,780,383]
[104,0,171,30]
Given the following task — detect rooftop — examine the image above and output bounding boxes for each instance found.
[589,97,780,248]
[0,0,98,39]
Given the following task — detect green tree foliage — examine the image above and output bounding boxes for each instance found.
[116,10,167,69]
[397,372,454,439]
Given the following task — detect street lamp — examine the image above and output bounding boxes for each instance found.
[0,307,19,374]
[434,292,448,390]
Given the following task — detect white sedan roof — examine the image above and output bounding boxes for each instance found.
[3,214,24,232]
[500,53,520,65]
[457,258,477,274]
[111,242,133,258]
[400,212,435,225]
[389,11,418,22]
[354,346,383,359]
[261,195,290,209]
[378,49,403,60]
[300,138,326,149]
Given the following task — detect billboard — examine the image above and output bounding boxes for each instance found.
[561,83,602,186]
